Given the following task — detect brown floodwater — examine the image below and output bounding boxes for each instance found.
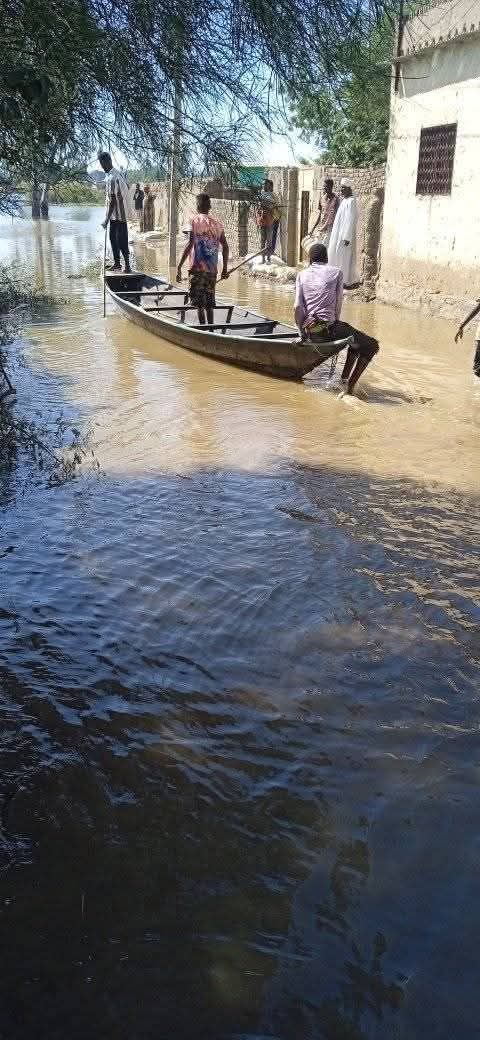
[1,207,479,1040]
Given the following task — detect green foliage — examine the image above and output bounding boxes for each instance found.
[0,261,56,316]
[290,17,394,166]
[19,180,103,205]
[50,181,103,204]
[0,0,395,198]
[126,167,168,185]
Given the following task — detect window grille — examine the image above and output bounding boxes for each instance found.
[416,123,457,196]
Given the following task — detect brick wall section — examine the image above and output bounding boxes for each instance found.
[149,167,298,263]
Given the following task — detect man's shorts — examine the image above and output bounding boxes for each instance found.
[188,270,216,311]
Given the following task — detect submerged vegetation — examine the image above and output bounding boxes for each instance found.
[0,263,99,496]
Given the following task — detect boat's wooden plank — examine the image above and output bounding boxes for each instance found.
[196,321,276,333]
[114,289,184,297]
[144,304,235,314]
[250,332,297,340]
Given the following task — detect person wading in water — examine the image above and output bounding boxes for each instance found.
[99,151,132,273]
[176,193,229,326]
[295,243,379,396]
[454,299,480,380]
[133,183,144,226]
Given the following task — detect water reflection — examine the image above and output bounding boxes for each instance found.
[0,208,479,1040]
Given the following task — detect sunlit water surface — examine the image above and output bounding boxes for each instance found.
[1,208,479,1040]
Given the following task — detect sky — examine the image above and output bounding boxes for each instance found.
[260,129,318,166]
[91,129,318,175]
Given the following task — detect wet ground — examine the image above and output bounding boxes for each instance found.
[0,207,479,1039]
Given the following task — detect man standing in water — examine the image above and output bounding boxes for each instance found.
[454,300,480,379]
[309,177,339,248]
[176,193,229,326]
[256,178,279,262]
[295,243,379,396]
[133,182,144,226]
[328,177,358,288]
[99,151,131,273]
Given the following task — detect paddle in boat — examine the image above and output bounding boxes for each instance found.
[104,271,353,380]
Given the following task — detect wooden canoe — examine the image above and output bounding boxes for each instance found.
[104,271,353,380]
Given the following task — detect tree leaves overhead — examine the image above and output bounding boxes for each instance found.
[289,15,395,166]
[0,0,394,180]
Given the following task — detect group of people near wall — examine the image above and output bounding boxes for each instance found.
[255,174,359,289]
[133,183,156,232]
[100,152,480,391]
[176,191,378,397]
[308,176,359,288]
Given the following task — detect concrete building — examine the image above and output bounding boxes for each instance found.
[378,0,480,317]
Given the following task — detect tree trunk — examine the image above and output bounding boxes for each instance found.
[40,183,49,219]
[32,173,41,219]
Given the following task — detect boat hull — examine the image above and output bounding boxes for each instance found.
[105,275,351,380]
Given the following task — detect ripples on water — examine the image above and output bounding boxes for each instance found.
[1,209,480,1039]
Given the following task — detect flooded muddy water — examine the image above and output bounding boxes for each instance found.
[1,207,479,1039]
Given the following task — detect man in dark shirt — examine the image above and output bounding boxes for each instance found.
[309,178,339,248]
[133,183,144,225]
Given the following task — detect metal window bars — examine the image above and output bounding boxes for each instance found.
[416,123,457,195]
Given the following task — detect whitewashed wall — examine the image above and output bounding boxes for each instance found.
[378,26,480,315]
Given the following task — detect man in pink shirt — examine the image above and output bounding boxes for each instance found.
[294,243,379,395]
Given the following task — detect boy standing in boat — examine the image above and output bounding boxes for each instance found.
[177,193,230,326]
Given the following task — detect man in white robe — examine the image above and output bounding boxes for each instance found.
[328,177,358,288]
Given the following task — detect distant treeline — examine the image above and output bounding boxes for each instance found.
[20,181,103,205]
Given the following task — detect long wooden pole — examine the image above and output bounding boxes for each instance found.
[168,79,182,273]
[394,0,405,93]
[222,248,267,278]
[102,224,107,318]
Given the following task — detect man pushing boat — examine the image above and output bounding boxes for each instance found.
[294,243,379,396]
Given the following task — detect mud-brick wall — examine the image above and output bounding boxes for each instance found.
[267,167,299,267]
[148,166,300,263]
[310,165,385,276]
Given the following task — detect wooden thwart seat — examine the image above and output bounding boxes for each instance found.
[146,304,234,314]
[194,320,276,334]
[118,289,188,298]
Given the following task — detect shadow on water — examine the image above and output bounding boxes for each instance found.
[1,460,479,1040]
